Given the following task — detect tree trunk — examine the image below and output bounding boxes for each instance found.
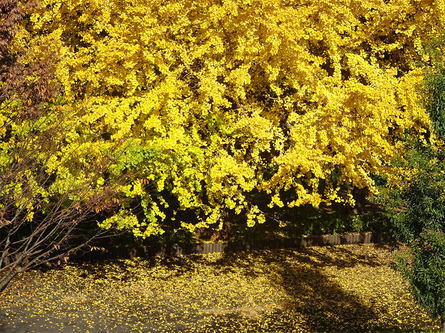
[0,269,17,294]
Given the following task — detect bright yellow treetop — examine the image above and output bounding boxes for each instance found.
[16,0,444,236]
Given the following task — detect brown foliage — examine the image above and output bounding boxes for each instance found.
[0,0,58,118]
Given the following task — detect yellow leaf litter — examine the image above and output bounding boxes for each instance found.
[0,244,440,332]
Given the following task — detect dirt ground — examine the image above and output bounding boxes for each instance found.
[0,244,440,332]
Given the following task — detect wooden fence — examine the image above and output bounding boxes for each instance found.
[81,232,393,261]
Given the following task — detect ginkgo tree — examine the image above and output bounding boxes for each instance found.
[12,0,445,237]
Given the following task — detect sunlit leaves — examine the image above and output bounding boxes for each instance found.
[15,0,445,236]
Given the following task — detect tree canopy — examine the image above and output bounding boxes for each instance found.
[4,0,444,237]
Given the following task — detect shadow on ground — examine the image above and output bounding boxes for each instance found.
[191,245,437,332]
[0,244,440,332]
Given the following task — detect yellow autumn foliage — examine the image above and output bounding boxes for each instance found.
[14,0,445,236]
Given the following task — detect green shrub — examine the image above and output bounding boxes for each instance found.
[385,34,445,330]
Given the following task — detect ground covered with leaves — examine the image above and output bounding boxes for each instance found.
[0,244,440,332]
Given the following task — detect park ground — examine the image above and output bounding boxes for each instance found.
[0,244,441,332]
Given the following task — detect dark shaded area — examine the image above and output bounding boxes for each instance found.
[194,187,389,244]
[261,253,395,332]
[192,246,432,332]
[68,190,392,264]
[147,247,388,332]
[69,229,392,265]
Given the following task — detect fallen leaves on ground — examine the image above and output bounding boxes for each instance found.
[0,244,440,332]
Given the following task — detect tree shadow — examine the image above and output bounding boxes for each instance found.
[297,245,388,269]
[205,246,424,332]
[254,250,390,332]
[0,244,439,332]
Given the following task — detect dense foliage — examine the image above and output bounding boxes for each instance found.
[7,0,441,238]
[380,35,445,328]
[386,144,445,328]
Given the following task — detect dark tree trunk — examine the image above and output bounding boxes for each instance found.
[0,269,17,294]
